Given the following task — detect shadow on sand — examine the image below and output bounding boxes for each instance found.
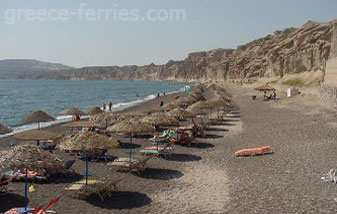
[200,134,223,139]
[0,193,28,213]
[118,143,142,149]
[205,127,229,132]
[47,173,84,184]
[134,168,183,180]
[86,191,152,210]
[181,142,214,149]
[207,122,237,126]
[167,153,202,162]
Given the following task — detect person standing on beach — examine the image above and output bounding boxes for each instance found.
[109,102,113,112]
[103,102,106,111]
[157,93,160,98]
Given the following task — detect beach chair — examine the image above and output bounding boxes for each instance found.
[108,156,153,173]
[235,146,273,157]
[65,177,126,201]
[139,143,173,158]
[4,169,47,182]
[0,176,9,195]
[174,131,199,146]
[4,196,60,214]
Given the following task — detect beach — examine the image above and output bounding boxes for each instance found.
[1,83,337,214]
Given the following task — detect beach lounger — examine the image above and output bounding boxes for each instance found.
[4,170,47,182]
[235,146,273,157]
[65,177,126,201]
[108,156,153,173]
[140,143,173,158]
[4,196,60,214]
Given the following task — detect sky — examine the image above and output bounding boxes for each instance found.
[0,0,336,68]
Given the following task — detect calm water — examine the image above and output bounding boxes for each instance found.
[0,80,186,127]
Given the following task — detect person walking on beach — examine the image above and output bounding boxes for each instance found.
[109,102,113,112]
[157,93,160,98]
[103,102,106,111]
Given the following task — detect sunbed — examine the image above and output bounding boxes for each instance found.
[4,196,60,214]
[65,177,126,201]
[4,170,47,182]
[108,156,153,173]
[140,143,173,158]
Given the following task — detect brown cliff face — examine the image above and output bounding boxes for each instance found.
[4,19,337,82]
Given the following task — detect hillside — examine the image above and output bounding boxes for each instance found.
[0,59,73,79]
[1,19,336,83]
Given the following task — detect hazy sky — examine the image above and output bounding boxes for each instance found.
[0,0,336,68]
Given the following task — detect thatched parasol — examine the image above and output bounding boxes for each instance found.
[167,107,194,120]
[90,112,124,128]
[0,144,69,210]
[141,113,180,127]
[254,85,276,92]
[108,119,155,162]
[58,131,119,185]
[57,131,119,153]
[14,130,61,141]
[121,111,149,117]
[187,101,211,110]
[86,107,104,115]
[62,120,100,128]
[206,99,232,109]
[186,105,208,116]
[107,119,155,134]
[0,145,68,174]
[160,103,178,111]
[60,107,87,116]
[22,110,55,129]
[0,123,12,135]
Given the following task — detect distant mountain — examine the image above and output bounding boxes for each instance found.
[1,19,336,83]
[0,59,73,79]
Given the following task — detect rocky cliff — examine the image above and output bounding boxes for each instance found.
[1,19,337,82]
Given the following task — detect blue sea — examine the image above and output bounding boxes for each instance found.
[0,80,186,133]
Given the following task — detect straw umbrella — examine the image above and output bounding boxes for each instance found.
[90,112,123,128]
[60,107,87,122]
[254,84,276,92]
[14,130,61,147]
[107,120,155,161]
[141,113,180,128]
[22,110,55,130]
[86,107,104,116]
[0,123,12,135]
[0,145,68,211]
[62,120,100,129]
[167,107,194,120]
[58,131,119,185]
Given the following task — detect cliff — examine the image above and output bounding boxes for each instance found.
[1,19,336,83]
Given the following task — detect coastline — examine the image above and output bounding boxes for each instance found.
[0,85,185,140]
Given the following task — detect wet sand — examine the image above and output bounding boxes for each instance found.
[2,84,337,213]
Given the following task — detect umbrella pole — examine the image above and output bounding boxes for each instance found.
[129,134,133,162]
[24,168,28,211]
[85,156,89,185]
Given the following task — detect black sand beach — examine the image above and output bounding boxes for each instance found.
[1,84,337,213]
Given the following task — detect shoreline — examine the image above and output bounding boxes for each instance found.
[0,87,185,140]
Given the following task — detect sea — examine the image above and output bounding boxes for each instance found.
[0,80,186,136]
